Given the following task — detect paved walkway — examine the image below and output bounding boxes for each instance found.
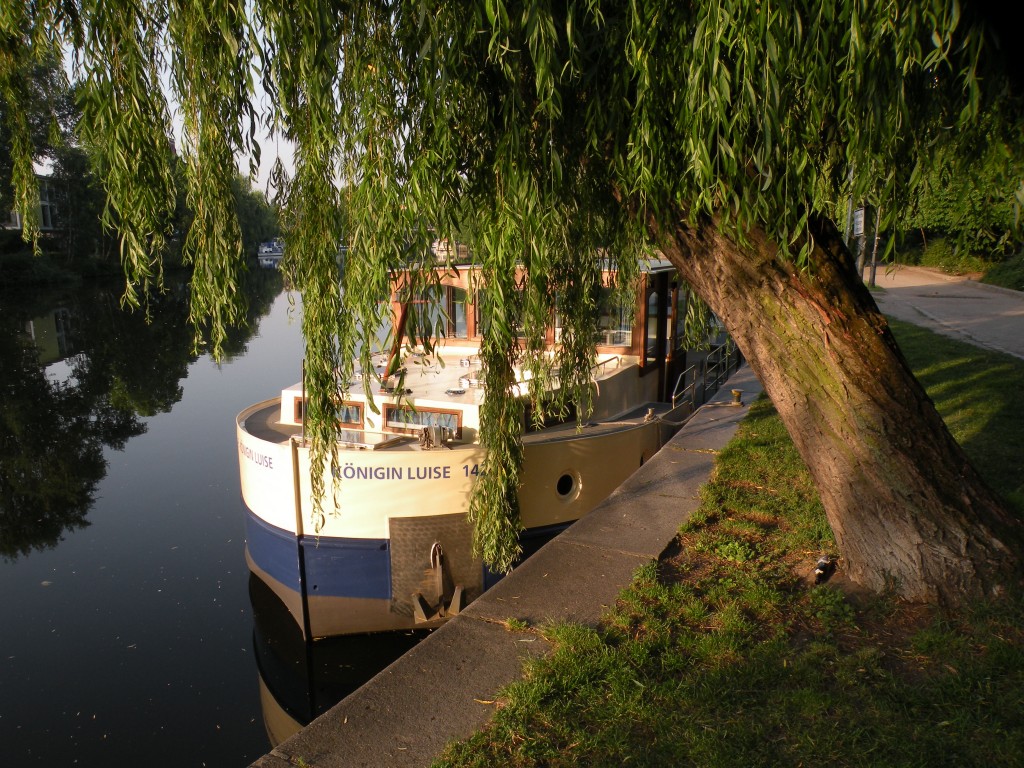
[870,265,1024,360]
[251,366,764,768]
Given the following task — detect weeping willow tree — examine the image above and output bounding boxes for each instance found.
[3,0,1022,604]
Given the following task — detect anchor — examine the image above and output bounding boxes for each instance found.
[411,541,465,623]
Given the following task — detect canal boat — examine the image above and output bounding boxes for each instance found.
[257,238,284,269]
[237,256,737,638]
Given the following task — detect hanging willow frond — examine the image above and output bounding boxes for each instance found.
[167,0,256,351]
[77,0,176,307]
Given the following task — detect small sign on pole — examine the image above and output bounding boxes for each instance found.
[853,207,866,237]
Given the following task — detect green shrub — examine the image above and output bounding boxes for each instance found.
[983,251,1024,291]
[911,236,994,275]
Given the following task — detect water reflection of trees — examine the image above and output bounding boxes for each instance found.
[0,270,282,558]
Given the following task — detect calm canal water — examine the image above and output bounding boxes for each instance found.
[0,273,420,766]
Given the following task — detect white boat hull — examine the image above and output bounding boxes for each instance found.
[237,400,685,637]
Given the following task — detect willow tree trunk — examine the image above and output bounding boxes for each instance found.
[661,213,1023,605]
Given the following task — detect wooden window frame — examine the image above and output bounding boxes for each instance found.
[294,398,364,428]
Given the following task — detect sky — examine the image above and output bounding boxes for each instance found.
[59,39,295,196]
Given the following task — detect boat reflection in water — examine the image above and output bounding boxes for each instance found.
[250,573,428,746]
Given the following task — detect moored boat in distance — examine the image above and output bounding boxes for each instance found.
[258,238,284,269]
[237,255,741,638]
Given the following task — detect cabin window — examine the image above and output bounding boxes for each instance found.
[475,287,528,339]
[294,398,364,428]
[337,402,364,426]
[449,287,470,339]
[645,289,661,366]
[675,284,690,345]
[398,283,478,343]
[382,405,462,439]
[405,284,445,345]
[642,273,670,375]
[595,287,632,347]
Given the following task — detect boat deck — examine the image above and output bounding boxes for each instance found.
[339,350,639,406]
[241,397,677,449]
[238,351,663,449]
[241,401,303,444]
[521,400,677,443]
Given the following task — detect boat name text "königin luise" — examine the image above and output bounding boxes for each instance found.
[238,442,274,469]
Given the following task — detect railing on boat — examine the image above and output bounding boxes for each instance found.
[514,355,624,389]
[704,340,743,394]
[671,364,699,409]
[592,355,622,376]
[671,341,744,409]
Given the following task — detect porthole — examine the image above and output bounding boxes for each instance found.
[556,471,581,501]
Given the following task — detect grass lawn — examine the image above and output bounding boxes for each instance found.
[434,320,1024,767]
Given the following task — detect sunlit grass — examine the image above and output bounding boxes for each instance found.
[890,319,1024,510]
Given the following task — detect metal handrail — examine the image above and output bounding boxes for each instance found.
[671,364,698,408]
[702,341,743,400]
[592,355,622,376]
[704,346,724,394]
[513,355,622,388]
[671,339,745,410]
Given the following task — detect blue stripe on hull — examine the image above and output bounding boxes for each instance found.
[302,537,391,600]
[244,511,302,593]
[245,503,574,634]
[244,505,391,600]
